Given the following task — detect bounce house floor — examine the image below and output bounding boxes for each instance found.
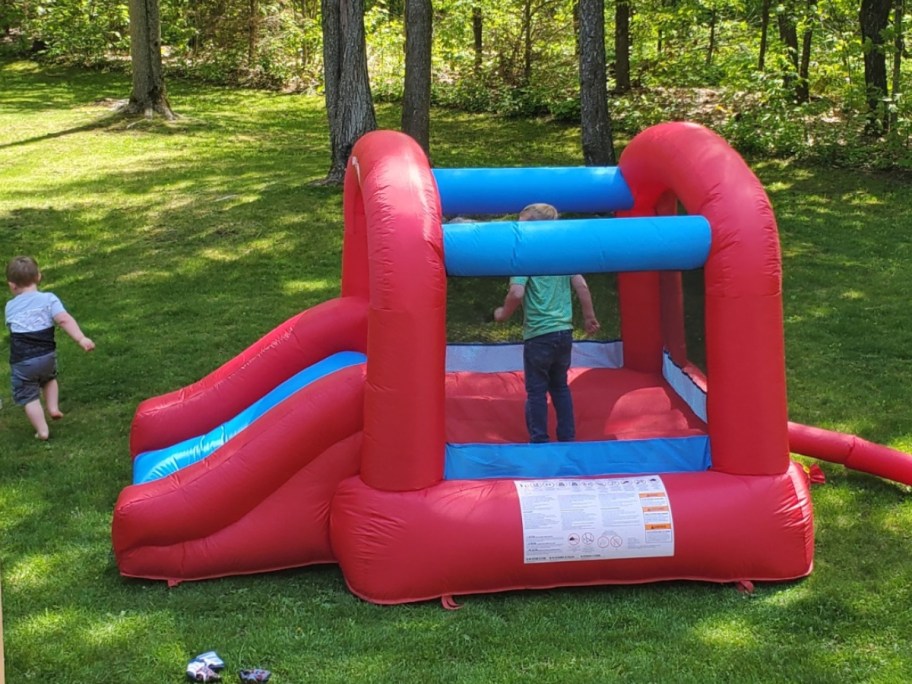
[444,367,706,444]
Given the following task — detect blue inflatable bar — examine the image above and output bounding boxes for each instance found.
[443,216,711,276]
[433,167,635,215]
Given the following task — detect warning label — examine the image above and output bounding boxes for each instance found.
[514,476,674,564]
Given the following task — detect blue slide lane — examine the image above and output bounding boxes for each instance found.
[132,351,367,485]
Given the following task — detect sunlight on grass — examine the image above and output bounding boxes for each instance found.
[0,492,48,536]
[839,289,865,300]
[15,606,77,641]
[115,269,174,283]
[282,278,337,294]
[881,503,912,527]
[7,546,97,591]
[694,616,759,648]
[759,583,812,608]
[199,246,250,263]
[82,611,162,648]
[842,190,885,207]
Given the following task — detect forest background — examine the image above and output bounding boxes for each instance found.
[1,0,910,170]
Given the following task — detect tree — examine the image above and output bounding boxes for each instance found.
[402,0,432,155]
[777,4,800,96]
[123,0,175,119]
[321,0,377,184]
[579,0,617,165]
[521,0,534,84]
[758,0,771,69]
[797,0,814,104]
[248,0,260,67]
[889,0,903,130]
[615,0,632,93]
[707,6,717,66]
[472,5,483,74]
[860,0,891,132]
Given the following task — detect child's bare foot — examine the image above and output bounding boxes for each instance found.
[50,411,64,420]
[35,431,50,441]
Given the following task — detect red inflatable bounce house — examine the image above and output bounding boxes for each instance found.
[113,122,912,603]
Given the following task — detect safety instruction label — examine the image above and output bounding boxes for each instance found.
[514,476,674,564]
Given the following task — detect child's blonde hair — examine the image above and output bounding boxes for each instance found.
[519,203,559,221]
[6,256,41,287]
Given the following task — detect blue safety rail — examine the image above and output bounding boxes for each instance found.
[444,436,711,480]
[443,215,711,276]
[433,167,634,215]
[132,351,367,485]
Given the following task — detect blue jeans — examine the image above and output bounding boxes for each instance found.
[523,330,574,443]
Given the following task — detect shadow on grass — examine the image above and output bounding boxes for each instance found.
[0,58,130,110]
[0,111,138,151]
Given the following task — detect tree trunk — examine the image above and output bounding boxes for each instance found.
[860,0,891,133]
[321,0,377,184]
[521,0,533,85]
[777,9,800,99]
[579,0,617,166]
[402,0,432,155]
[614,0,631,93]
[797,2,813,104]
[472,6,483,74]
[248,0,259,68]
[707,8,717,66]
[573,1,580,57]
[124,0,175,119]
[890,0,903,130]
[758,0,771,69]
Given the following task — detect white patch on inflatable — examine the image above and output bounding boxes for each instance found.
[515,476,674,563]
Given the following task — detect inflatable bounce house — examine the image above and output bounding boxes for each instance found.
[113,122,912,604]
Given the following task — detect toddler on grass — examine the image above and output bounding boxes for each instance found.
[5,256,95,440]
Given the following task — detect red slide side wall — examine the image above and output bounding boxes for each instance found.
[115,365,366,582]
[130,297,367,456]
[618,123,789,475]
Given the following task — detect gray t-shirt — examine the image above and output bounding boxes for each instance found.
[5,290,66,363]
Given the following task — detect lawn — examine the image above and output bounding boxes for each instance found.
[1,59,910,683]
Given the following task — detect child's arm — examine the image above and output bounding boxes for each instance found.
[571,275,600,336]
[54,312,95,351]
[493,284,525,322]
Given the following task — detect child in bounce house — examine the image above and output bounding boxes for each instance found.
[5,255,95,440]
[493,203,600,443]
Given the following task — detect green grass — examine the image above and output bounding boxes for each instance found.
[1,58,911,683]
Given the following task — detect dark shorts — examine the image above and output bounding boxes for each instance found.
[11,352,58,405]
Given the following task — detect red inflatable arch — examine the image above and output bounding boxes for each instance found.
[329,124,812,604]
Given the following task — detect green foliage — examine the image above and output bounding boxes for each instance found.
[10,0,129,65]
[2,61,912,683]
[2,0,912,164]
[159,0,311,88]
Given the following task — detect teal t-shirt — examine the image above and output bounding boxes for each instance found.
[510,275,573,340]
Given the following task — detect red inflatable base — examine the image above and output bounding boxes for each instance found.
[330,461,814,604]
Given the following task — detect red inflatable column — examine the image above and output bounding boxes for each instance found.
[619,123,789,475]
[341,161,370,300]
[617,193,676,373]
[618,272,663,372]
[343,132,447,491]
